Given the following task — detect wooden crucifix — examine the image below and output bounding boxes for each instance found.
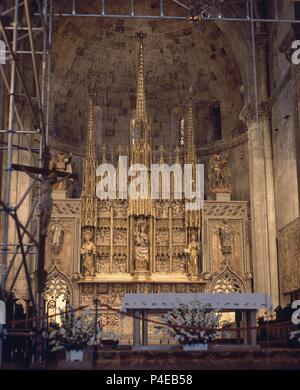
[12,147,78,319]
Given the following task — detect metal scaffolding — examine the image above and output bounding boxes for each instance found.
[0,0,53,313]
[47,0,300,24]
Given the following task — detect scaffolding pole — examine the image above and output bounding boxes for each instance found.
[33,0,300,24]
[0,1,53,315]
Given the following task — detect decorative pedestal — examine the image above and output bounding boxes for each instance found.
[133,271,150,281]
[52,189,67,200]
[215,192,231,202]
[189,275,199,282]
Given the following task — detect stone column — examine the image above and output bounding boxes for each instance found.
[280,24,300,214]
[239,31,279,308]
[241,104,279,307]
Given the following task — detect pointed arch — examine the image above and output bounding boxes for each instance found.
[210,266,245,293]
[44,266,73,303]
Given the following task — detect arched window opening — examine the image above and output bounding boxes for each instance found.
[44,268,72,325]
[211,102,222,141]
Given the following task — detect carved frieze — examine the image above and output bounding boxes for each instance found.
[202,202,248,218]
[52,200,81,216]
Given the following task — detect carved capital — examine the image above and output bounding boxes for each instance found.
[239,102,271,125]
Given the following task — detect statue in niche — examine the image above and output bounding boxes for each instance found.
[81,232,96,277]
[208,151,231,193]
[134,220,149,272]
[50,151,73,191]
[185,232,199,276]
[218,220,233,255]
[49,220,63,248]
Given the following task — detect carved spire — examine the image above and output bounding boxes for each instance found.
[130,31,150,152]
[81,98,98,228]
[186,86,197,164]
[135,31,149,127]
[86,99,97,161]
[185,87,201,231]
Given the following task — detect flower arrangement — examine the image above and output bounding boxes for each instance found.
[158,301,222,345]
[49,308,102,351]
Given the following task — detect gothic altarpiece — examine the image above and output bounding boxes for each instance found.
[44,34,252,341]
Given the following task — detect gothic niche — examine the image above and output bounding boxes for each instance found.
[81,231,97,276]
[210,266,245,294]
[133,217,150,274]
[44,267,72,320]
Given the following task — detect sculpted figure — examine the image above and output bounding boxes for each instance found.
[18,150,73,236]
[219,220,233,251]
[185,233,199,276]
[23,170,68,235]
[134,221,149,271]
[50,221,63,247]
[208,151,231,193]
[50,152,72,191]
[81,232,97,276]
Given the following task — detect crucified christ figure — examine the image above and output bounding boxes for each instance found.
[20,168,72,236]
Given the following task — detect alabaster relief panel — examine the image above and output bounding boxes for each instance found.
[155,228,169,246]
[97,227,110,245]
[155,200,169,218]
[79,283,204,309]
[97,200,111,218]
[155,247,170,272]
[208,220,243,274]
[278,217,300,294]
[202,202,249,278]
[112,247,127,273]
[101,312,121,333]
[113,201,128,218]
[46,202,81,277]
[96,247,110,273]
[172,201,185,218]
[113,228,127,245]
[172,218,185,229]
[172,228,186,245]
[172,246,186,273]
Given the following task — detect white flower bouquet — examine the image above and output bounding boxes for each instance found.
[158,301,221,345]
[49,308,102,351]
